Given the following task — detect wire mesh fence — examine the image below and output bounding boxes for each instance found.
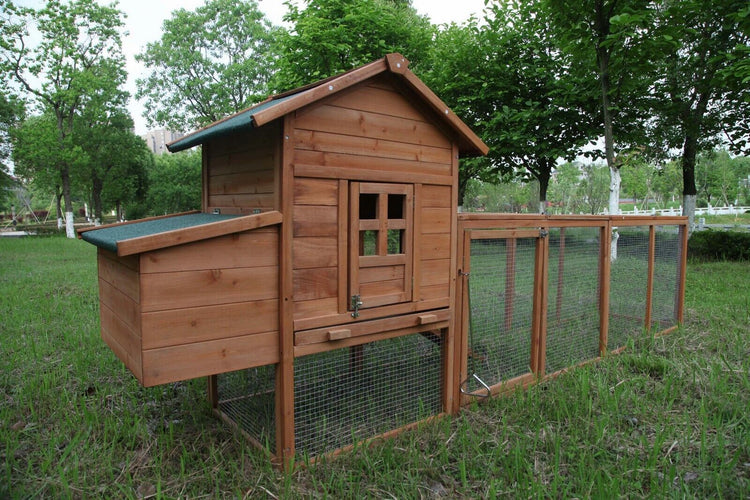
[545,227,602,374]
[217,364,276,453]
[608,226,651,351]
[293,332,444,457]
[651,225,683,332]
[467,237,536,388]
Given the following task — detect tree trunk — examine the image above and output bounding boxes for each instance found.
[92,175,103,225]
[681,131,699,232]
[55,190,63,231]
[536,162,551,215]
[61,166,75,238]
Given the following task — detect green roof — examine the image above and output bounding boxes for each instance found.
[167,95,296,153]
[81,213,239,253]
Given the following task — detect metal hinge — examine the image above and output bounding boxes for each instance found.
[540,229,549,238]
[350,294,363,318]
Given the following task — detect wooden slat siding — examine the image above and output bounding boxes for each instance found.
[140,230,278,274]
[329,80,427,122]
[98,251,140,302]
[294,177,338,206]
[420,233,451,260]
[140,266,278,313]
[116,211,282,257]
[141,299,278,350]
[337,179,348,314]
[421,208,452,234]
[100,303,142,378]
[293,237,338,269]
[294,164,453,186]
[421,259,450,287]
[141,331,280,387]
[99,279,141,334]
[293,206,338,237]
[292,267,337,301]
[294,149,451,179]
[359,265,405,283]
[294,130,452,165]
[206,123,279,211]
[293,297,339,321]
[209,169,275,196]
[295,104,451,150]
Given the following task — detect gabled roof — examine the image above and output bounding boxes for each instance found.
[167,53,488,157]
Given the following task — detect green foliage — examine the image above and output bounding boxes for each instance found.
[688,231,750,262]
[146,150,201,216]
[272,0,433,90]
[136,0,278,131]
[695,150,750,207]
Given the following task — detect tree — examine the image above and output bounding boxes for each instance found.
[577,163,611,215]
[424,1,596,211]
[648,0,750,227]
[548,162,582,214]
[146,151,201,216]
[1,0,127,237]
[0,92,23,212]
[136,0,278,131]
[272,0,433,91]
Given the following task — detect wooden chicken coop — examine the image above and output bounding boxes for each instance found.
[80,53,688,464]
[79,54,489,463]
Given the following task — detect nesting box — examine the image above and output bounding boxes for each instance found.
[79,54,488,460]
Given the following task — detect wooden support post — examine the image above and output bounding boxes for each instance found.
[504,238,516,332]
[598,224,611,356]
[531,230,549,376]
[275,115,296,469]
[207,375,218,409]
[645,224,656,331]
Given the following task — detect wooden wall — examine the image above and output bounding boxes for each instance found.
[204,120,281,214]
[289,77,457,330]
[97,228,281,387]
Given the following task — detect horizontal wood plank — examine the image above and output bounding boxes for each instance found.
[359,264,405,284]
[419,283,450,301]
[293,297,339,321]
[140,230,278,274]
[421,259,450,287]
[101,320,142,382]
[421,208,452,234]
[293,267,338,301]
[293,206,338,237]
[99,278,141,332]
[100,302,141,376]
[140,265,278,312]
[421,185,453,208]
[142,331,280,386]
[294,177,339,206]
[98,252,140,302]
[209,152,275,177]
[328,83,427,122]
[294,129,452,165]
[295,104,452,149]
[141,299,278,349]
[293,237,338,269]
[419,233,451,260]
[207,193,275,209]
[294,164,453,186]
[294,149,451,178]
[208,169,274,196]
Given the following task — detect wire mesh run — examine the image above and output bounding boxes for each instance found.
[651,225,682,332]
[468,237,536,387]
[293,332,444,457]
[608,226,650,350]
[216,365,276,454]
[545,227,602,374]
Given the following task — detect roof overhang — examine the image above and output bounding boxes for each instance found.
[167,53,488,157]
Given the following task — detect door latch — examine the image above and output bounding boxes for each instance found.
[350,294,363,318]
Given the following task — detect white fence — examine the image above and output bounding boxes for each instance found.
[617,205,749,216]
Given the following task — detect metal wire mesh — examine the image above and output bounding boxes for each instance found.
[608,226,650,350]
[216,365,276,453]
[293,332,444,457]
[651,225,682,331]
[544,227,602,374]
[468,237,536,387]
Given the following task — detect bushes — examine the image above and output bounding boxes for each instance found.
[688,230,750,261]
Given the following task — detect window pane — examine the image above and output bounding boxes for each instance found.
[360,193,378,220]
[388,194,405,220]
[361,230,378,256]
[387,229,403,254]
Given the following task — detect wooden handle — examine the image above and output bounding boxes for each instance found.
[328,329,352,341]
[417,314,438,325]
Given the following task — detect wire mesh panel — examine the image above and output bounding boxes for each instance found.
[651,225,682,332]
[216,364,276,453]
[468,237,537,387]
[293,332,444,457]
[608,226,650,350]
[545,227,602,374]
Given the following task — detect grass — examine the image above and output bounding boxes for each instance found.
[2,236,749,498]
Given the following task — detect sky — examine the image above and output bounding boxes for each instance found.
[117,0,489,134]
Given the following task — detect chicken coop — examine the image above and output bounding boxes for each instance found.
[79,53,688,465]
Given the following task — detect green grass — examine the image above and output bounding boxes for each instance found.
[2,236,748,498]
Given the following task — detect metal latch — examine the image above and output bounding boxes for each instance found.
[350,294,363,318]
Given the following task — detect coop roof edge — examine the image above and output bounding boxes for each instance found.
[167,53,488,157]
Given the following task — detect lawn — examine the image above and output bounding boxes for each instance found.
[1,236,748,498]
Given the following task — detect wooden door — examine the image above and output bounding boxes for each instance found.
[349,182,413,312]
